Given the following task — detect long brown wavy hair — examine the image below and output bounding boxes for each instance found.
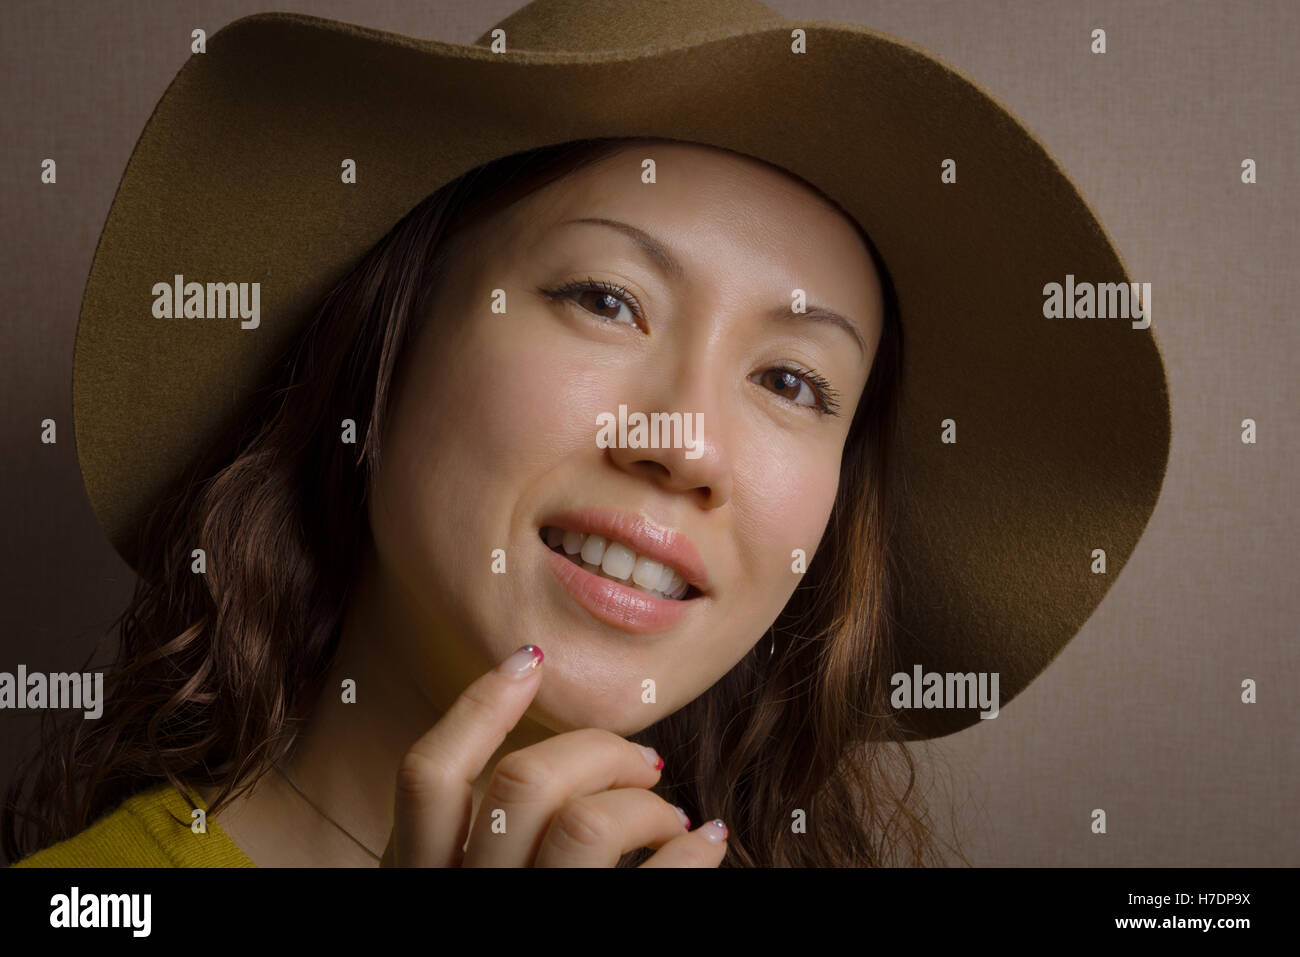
[4,135,967,867]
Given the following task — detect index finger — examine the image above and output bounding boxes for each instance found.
[384,644,545,866]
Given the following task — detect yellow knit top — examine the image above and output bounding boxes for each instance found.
[9,781,254,867]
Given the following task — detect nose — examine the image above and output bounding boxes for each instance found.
[604,354,734,510]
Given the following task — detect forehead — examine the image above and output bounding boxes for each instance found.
[517,143,862,245]
[494,143,881,303]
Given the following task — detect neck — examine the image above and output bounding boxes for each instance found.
[210,538,554,866]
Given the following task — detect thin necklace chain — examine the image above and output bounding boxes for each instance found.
[273,761,382,862]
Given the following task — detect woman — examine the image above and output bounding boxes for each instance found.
[8,133,948,867]
[4,0,1171,868]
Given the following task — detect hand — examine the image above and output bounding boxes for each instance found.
[380,644,729,867]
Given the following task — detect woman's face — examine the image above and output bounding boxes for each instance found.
[367,140,883,736]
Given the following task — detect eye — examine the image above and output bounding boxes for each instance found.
[543,279,841,417]
[752,366,842,417]
[542,277,644,328]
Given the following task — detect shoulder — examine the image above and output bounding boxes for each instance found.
[10,782,255,868]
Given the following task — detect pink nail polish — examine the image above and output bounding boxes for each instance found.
[637,745,664,770]
[498,645,543,678]
[699,819,728,843]
[672,806,690,830]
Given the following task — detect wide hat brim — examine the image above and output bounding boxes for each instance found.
[72,2,1171,740]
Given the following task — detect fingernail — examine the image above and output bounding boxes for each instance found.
[672,805,690,830]
[636,744,664,770]
[498,645,543,678]
[698,819,728,844]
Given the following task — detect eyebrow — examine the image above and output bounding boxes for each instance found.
[557,216,868,361]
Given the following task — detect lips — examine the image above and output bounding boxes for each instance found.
[536,507,711,635]
[537,508,711,597]
[539,528,689,597]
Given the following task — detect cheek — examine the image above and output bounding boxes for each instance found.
[659,445,844,719]
[370,319,601,584]
[460,337,597,474]
[388,322,573,486]
[737,443,843,600]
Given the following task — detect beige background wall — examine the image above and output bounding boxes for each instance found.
[2,0,1296,865]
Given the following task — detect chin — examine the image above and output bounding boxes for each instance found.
[525,670,664,738]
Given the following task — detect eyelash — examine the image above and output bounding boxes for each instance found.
[541,277,843,418]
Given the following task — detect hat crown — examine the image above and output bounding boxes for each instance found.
[473,0,788,53]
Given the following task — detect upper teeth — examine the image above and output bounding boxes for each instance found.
[542,526,692,600]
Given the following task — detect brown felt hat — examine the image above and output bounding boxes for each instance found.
[71,0,1171,739]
